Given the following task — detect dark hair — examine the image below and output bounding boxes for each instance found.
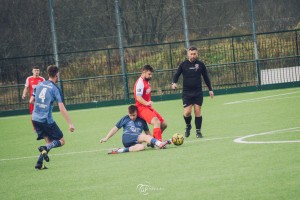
[142,65,154,73]
[128,105,138,114]
[188,46,198,51]
[33,66,39,69]
[47,65,59,78]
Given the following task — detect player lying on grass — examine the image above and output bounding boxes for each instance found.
[100,105,171,154]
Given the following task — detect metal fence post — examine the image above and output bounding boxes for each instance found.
[48,0,63,92]
[107,49,114,98]
[250,0,261,86]
[295,30,300,66]
[231,37,238,86]
[114,0,129,101]
[181,0,190,49]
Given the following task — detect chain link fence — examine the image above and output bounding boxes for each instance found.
[1,0,300,113]
[1,29,299,112]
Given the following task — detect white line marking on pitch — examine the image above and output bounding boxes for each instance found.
[224,91,300,105]
[234,127,300,144]
[0,148,111,162]
[2,127,299,162]
[0,135,239,162]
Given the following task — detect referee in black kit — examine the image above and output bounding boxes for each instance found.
[172,46,214,138]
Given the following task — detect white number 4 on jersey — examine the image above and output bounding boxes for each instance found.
[38,88,47,103]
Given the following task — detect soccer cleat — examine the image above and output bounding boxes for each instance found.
[185,125,192,138]
[159,139,171,149]
[196,131,203,138]
[38,146,50,162]
[108,149,120,155]
[35,163,48,170]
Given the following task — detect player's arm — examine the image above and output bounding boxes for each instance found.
[144,130,152,136]
[22,77,30,99]
[29,95,35,104]
[58,102,75,132]
[136,96,152,107]
[22,86,28,99]
[29,88,36,104]
[202,65,214,99]
[172,64,183,89]
[100,126,119,143]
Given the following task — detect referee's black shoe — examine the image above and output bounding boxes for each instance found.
[185,125,192,138]
[196,130,203,138]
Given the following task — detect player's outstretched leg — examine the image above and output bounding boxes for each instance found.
[148,137,171,149]
[158,139,172,149]
[108,147,129,154]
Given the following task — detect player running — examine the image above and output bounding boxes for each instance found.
[134,65,167,142]
[30,65,75,170]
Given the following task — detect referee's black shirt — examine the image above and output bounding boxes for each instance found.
[173,59,212,93]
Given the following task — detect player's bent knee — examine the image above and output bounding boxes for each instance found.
[151,117,161,126]
[161,122,167,131]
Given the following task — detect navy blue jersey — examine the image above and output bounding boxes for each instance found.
[173,59,212,92]
[32,80,63,124]
[115,115,149,136]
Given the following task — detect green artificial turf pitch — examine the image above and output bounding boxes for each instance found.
[0,87,299,200]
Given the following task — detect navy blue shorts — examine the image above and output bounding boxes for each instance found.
[122,133,139,148]
[33,121,63,141]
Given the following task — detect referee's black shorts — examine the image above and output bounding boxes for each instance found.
[182,90,203,107]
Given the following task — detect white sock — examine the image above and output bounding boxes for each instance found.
[155,140,162,147]
[117,148,125,153]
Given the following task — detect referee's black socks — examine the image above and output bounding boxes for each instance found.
[183,115,192,127]
[195,116,202,132]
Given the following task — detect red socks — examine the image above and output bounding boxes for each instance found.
[153,128,162,141]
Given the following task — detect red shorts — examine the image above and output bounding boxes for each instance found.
[137,106,164,124]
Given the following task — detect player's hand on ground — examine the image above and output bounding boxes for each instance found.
[69,124,75,132]
[209,91,214,99]
[100,138,108,143]
[172,83,177,89]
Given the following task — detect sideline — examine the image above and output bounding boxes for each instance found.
[2,128,299,162]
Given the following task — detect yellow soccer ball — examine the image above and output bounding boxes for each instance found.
[172,133,184,146]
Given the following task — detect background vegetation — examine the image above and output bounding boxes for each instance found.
[0,0,299,112]
[1,0,299,58]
